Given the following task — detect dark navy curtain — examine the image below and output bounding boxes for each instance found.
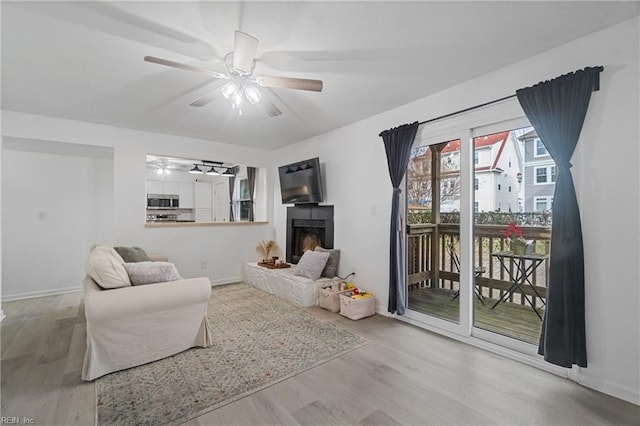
[247,166,257,222]
[380,122,419,315]
[516,66,603,368]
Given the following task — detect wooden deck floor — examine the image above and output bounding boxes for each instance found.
[408,287,543,345]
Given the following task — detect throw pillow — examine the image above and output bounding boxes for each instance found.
[315,247,340,277]
[123,261,182,286]
[293,250,330,281]
[91,244,126,263]
[114,246,150,263]
[86,246,131,289]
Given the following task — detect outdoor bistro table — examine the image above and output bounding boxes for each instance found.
[490,251,549,320]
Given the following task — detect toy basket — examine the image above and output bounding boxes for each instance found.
[339,293,375,320]
[318,286,352,312]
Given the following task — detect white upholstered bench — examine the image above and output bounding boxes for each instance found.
[242,262,333,307]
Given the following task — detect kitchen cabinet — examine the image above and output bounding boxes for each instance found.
[194,182,213,222]
[195,208,212,222]
[147,180,180,195]
[146,180,165,195]
[195,182,212,208]
[163,181,179,195]
[178,182,194,209]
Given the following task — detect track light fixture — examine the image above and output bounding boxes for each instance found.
[284,161,313,174]
[189,164,204,174]
[189,161,235,176]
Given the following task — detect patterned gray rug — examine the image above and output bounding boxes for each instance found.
[95,282,368,425]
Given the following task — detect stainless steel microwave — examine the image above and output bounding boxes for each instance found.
[147,194,179,209]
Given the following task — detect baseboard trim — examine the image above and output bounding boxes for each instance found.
[2,286,83,302]
[577,371,640,406]
[2,278,243,301]
[211,276,242,286]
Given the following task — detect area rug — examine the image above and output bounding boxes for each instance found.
[95,282,368,426]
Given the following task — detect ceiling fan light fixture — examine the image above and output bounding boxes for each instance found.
[233,92,244,107]
[221,81,239,99]
[244,85,262,104]
[144,30,324,119]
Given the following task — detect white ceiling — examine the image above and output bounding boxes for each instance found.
[2,1,639,150]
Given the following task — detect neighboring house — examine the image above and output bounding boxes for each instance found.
[472,132,522,213]
[408,131,523,213]
[518,129,556,212]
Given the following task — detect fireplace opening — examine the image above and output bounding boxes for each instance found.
[294,227,324,254]
[286,205,334,264]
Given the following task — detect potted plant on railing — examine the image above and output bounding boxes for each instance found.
[502,223,532,255]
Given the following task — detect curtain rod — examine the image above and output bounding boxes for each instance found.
[418,93,517,126]
[417,66,603,127]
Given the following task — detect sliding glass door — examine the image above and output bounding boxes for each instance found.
[406,133,470,331]
[471,126,553,345]
[404,117,553,354]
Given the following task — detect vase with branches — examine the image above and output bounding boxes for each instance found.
[256,240,278,261]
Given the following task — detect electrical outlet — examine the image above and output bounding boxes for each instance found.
[200,261,207,270]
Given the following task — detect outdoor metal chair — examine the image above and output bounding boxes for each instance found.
[449,243,486,304]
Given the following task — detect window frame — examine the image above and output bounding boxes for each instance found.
[534,165,556,185]
[234,178,251,221]
[534,196,553,212]
[534,138,548,157]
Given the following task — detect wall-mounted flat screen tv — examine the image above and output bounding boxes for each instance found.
[278,157,323,204]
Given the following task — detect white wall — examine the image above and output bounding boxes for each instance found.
[272,18,640,404]
[2,147,114,298]
[0,135,3,319]
[1,113,277,289]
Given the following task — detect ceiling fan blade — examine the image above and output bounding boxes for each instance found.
[189,91,220,107]
[262,100,282,118]
[233,31,259,73]
[256,75,323,92]
[144,56,228,80]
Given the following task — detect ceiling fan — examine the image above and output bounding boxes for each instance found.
[144,31,323,117]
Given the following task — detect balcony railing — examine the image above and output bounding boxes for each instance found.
[407,223,552,309]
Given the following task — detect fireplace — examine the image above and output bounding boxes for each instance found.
[286,205,334,264]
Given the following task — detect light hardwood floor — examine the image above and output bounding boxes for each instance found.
[2,291,639,425]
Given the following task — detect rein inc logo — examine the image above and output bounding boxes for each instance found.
[1,418,35,425]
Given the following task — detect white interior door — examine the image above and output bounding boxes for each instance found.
[214,181,230,222]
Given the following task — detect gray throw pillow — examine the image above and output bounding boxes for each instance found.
[315,247,340,277]
[293,250,330,281]
[114,246,150,263]
[123,261,182,285]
